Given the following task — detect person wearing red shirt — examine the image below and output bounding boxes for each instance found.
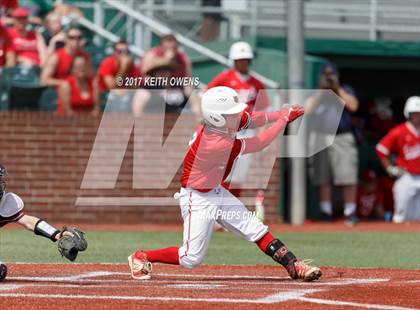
[6,7,46,66]
[41,26,91,87]
[0,23,13,67]
[376,96,420,223]
[140,34,191,79]
[0,0,18,19]
[207,42,270,113]
[207,41,271,200]
[97,40,140,91]
[127,86,321,282]
[140,34,200,117]
[57,55,99,116]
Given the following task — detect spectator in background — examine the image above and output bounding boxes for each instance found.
[306,62,359,225]
[198,0,222,42]
[97,40,139,92]
[356,170,385,221]
[376,96,420,223]
[0,0,18,25]
[41,26,91,87]
[140,34,200,117]
[57,55,99,116]
[6,7,46,67]
[42,12,65,58]
[140,34,191,79]
[97,40,140,112]
[0,23,14,68]
[132,57,186,116]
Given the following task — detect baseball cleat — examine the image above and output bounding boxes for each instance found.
[287,259,322,282]
[128,252,152,280]
[345,214,359,226]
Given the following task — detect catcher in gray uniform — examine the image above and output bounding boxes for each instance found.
[0,164,87,282]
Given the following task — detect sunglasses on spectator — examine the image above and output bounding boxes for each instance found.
[116,48,129,54]
[68,35,82,40]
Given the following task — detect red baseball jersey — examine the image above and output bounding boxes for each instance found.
[7,27,40,65]
[207,68,270,112]
[376,122,420,174]
[57,75,95,115]
[97,56,140,91]
[181,112,252,191]
[0,25,12,67]
[54,48,90,80]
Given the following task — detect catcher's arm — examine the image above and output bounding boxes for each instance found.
[18,215,73,241]
[18,216,88,261]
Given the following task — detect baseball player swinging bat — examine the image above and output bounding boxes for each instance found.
[128,86,321,282]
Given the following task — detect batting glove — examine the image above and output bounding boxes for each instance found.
[386,166,406,178]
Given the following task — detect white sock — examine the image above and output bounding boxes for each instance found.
[344,202,356,217]
[320,201,332,215]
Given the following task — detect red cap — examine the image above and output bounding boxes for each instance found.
[12,7,30,18]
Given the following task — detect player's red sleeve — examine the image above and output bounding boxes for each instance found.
[376,127,398,160]
[97,57,114,78]
[207,71,227,89]
[248,111,284,128]
[254,84,271,111]
[242,116,287,154]
[242,106,304,154]
[238,111,281,130]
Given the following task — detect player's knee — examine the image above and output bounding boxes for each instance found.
[179,253,204,269]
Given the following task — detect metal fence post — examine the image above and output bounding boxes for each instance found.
[369,0,378,41]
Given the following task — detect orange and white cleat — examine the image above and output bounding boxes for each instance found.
[128,252,152,280]
[287,259,322,282]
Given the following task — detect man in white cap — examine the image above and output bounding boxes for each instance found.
[376,96,420,223]
[207,41,270,203]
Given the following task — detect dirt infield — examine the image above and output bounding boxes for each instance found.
[1,263,419,310]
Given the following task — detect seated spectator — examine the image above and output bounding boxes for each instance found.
[132,57,188,117]
[57,55,99,116]
[6,7,46,67]
[42,12,65,59]
[97,40,140,92]
[140,34,200,117]
[0,23,14,68]
[41,26,92,87]
[0,0,18,25]
[356,170,385,221]
[140,34,192,79]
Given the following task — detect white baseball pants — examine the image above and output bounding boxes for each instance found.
[176,186,268,268]
[393,173,420,223]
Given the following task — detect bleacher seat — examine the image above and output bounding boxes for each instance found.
[0,65,45,110]
[38,87,58,111]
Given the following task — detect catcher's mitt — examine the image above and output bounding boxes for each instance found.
[57,227,88,261]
